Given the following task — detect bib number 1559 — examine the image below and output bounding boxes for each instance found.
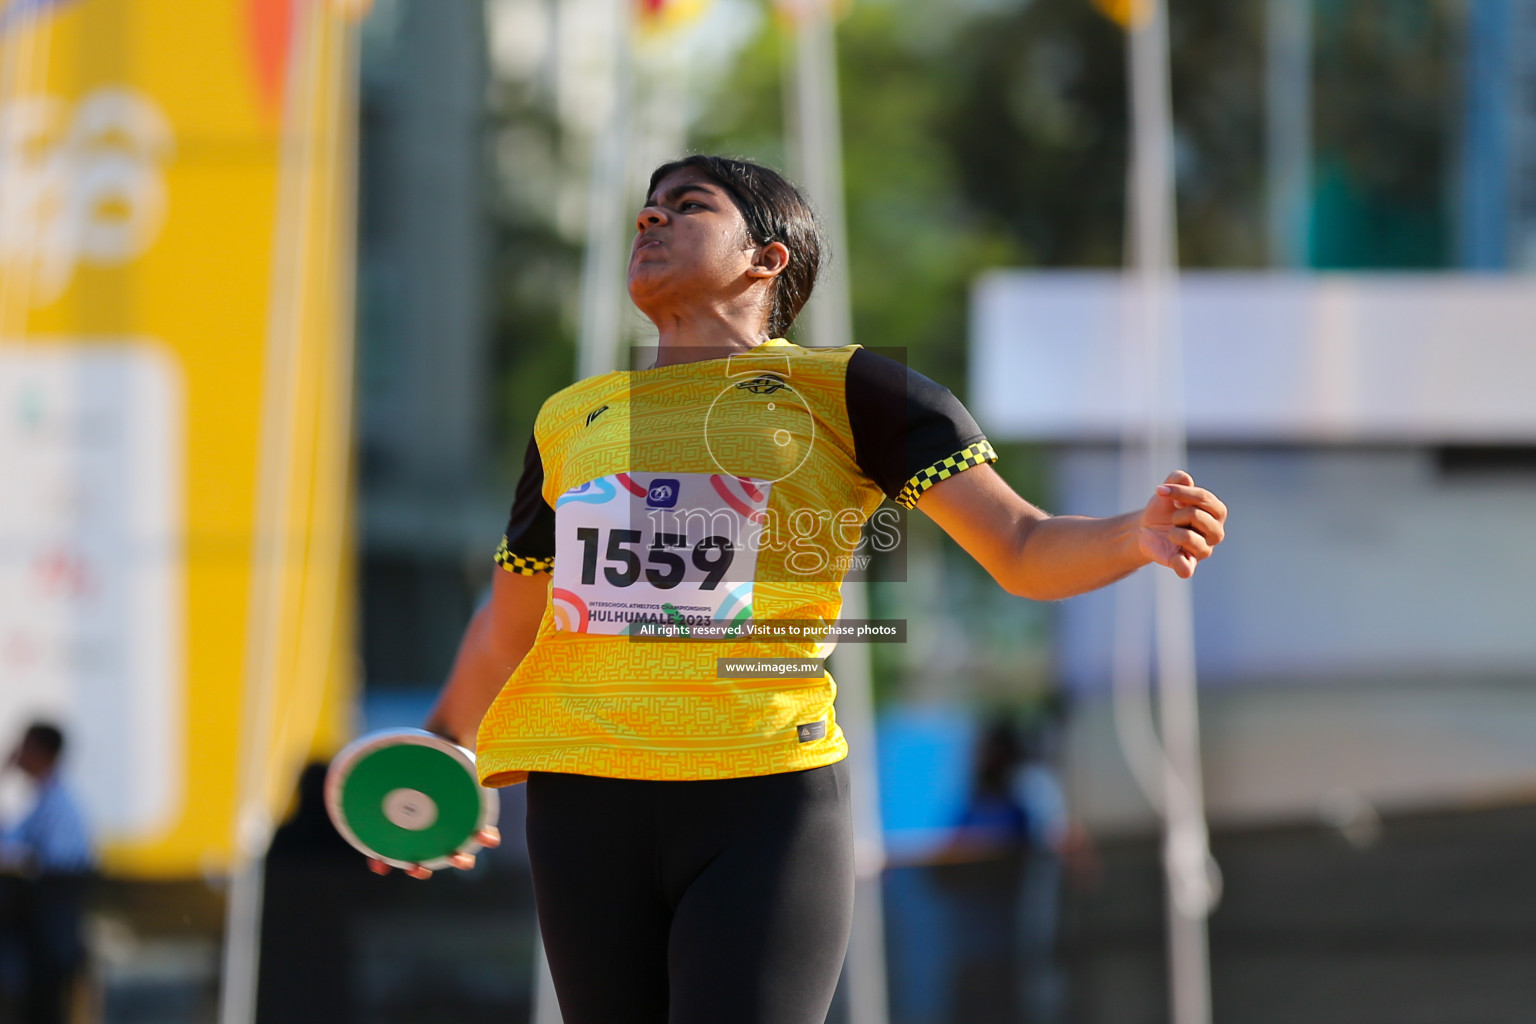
[574,527,735,590]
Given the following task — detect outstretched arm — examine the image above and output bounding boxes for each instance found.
[917,465,1227,601]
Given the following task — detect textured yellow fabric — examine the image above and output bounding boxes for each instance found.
[476,340,989,785]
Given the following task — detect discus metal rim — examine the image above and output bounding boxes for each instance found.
[324,727,499,871]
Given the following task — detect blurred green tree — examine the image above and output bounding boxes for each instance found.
[691,0,1280,384]
[484,68,583,481]
[1309,0,1456,267]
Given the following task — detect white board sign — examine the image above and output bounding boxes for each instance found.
[0,342,183,839]
[971,272,1536,443]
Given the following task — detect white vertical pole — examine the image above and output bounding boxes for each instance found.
[219,6,338,1024]
[786,5,889,1024]
[1122,5,1219,1024]
[1266,0,1312,268]
[575,0,634,380]
[788,5,855,356]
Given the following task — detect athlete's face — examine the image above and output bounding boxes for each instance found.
[628,168,783,327]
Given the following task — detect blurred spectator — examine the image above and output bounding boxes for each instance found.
[1010,723,1071,1024]
[928,715,1089,1024]
[0,722,95,1024]
[256,762,360,1024]
[952,721,1034,854]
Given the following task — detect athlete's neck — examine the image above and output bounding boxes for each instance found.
[647,314,771,368]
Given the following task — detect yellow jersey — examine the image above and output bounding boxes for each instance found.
[475,340,996,785]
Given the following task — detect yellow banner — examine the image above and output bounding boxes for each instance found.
[0,0,358,877]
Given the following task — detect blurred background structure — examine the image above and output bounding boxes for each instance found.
[4,0,1536,1022]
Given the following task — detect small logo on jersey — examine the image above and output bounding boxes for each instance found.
[797,720,828,744]
[585,404,610,426]
[734,374,789,395]
[646,478,680,508]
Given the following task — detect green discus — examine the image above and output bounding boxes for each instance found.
[324,728,498,870]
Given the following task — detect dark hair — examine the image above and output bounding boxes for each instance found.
[646,155,825,339]
[23,722,64,762]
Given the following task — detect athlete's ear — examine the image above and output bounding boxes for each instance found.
[745,240,790,281]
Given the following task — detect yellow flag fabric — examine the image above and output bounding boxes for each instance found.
[1091,0,1153,29]
[0,0,358,878]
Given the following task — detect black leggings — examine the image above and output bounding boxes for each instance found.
[525,761,855,1024]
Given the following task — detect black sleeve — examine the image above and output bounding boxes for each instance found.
[845,346,997,509]
[495,433,556,575]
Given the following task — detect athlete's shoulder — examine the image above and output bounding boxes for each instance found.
[535,373,626,437]
[540,372,624,413]
[783,341,861,365]
[841,346,994,505]
[842,344,953,402]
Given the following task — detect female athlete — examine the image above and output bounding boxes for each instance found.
[377,155,1228,1024]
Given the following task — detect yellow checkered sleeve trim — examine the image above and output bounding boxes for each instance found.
[895,440,998,509]
[494,536,553,575]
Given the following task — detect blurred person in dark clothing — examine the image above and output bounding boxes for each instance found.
[937,717,1081,1024]
[935,720,1034,1023]
[0,722,95,1024]
[257,762,359,1024]
[1009,723,1075,1024]
[952,721,1033,854]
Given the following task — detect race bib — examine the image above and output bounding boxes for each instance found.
[551,473,772,635]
